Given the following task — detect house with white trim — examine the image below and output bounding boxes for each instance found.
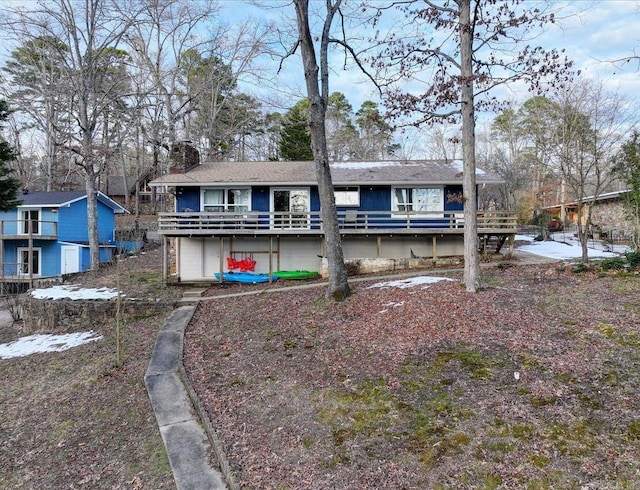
[0,190,127,284]
[150,159,517,283]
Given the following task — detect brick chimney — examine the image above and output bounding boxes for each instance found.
[169,141,200,174]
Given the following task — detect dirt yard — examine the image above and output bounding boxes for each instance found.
[0,245,180,489]
[185,263,640,489]
[3,244,640,489]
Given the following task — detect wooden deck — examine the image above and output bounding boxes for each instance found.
[156,210,518,237]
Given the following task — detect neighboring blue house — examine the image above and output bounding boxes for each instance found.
[150,159,517,283]
[0,190,127,282]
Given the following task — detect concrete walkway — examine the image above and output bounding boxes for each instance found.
[145,306,227,490]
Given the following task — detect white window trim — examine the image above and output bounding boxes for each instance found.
[334,186,360,207]
[17,246,42,276]
[270,187,311,230]
[201,187,251,213]
[391,186,444,217]
[18,208,41,235]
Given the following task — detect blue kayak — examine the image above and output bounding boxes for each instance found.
[214,272,277,284]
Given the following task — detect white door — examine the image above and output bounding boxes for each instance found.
[61,246,80,274]
[272,188,310,229]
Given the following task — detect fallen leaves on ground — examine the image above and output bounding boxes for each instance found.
[185,263,640,489]
[0,245,177,489]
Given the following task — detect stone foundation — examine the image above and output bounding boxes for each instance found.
[20,296,175,334]
[322,256,463,278]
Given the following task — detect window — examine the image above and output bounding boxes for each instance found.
[334,186,360,206]
[392,187,443,214]
[272,188,310,229]
[17,247,41,276]
[202,188,250,213]
[20,209,40,234]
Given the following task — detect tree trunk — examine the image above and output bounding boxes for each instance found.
[459,0,481,292]
[85,163,100,271]
[294,0,350,300]
[576,202,591,264]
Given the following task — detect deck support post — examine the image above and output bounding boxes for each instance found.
[376,236,382,258]
[508,233,515,255]
[162,235,167,286]
[432,235,437,261]
[269,237,274,282]
[0,237,4,284]
[218,237,224,283]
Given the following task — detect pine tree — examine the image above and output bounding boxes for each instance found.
[279,99,313,161]
[0,101,22,211]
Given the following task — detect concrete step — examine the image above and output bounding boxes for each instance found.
[179,289,208,305]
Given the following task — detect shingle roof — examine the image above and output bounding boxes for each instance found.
[19,191,86,206]
[149,160,502,187]
[17,190,128,213]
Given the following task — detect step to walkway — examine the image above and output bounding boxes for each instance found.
[179,289,208,305]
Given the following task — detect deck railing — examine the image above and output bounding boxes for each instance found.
[0,219,58,238]
[157,210,518,234]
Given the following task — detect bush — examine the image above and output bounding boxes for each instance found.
[572,263,596,274]
[598,257,626,271]
[625,250,640,269]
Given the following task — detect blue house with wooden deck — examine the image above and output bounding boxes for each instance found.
[0,190,128,283]
[150,159,517,283]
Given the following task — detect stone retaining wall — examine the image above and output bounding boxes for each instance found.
[322,256,463,277]
[21,296,175,334]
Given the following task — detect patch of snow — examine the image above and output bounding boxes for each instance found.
[333,161,405,169]
[0,331,103,360]
[450,159,486,175]
[368,276,454,289]
[516,233,624,260]
[30,285,121,300]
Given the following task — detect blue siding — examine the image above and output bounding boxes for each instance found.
[57,198,117,243]
[40,242,60,276]
[0,209,19,234]
[251,186,270,211]
[358,186,389,212]
[176,187,200,212]
[97,200,116,242]
[81,247,90,271]
[2,240,59,276]
[444,185,464,212]
[171,183,469,233]
[0,194,120,277]
[0,207,60,235]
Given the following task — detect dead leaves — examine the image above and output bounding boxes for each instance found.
[185,265,640,488]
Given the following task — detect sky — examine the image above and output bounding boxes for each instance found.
[222,1,640,119]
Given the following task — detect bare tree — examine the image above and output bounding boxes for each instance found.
[5,0,136,270]
[369,0,573,292]
[552,79,635,263]
[290,0,350,300]
[117,0,219,187]
[121,0,269,157]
